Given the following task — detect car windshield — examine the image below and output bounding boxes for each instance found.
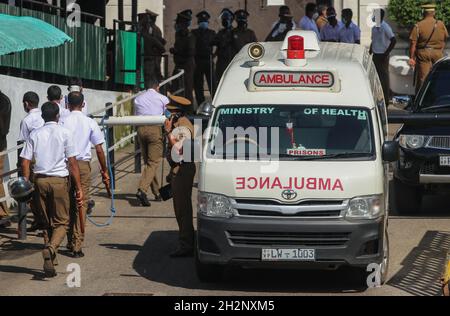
[419,62,450,112]
[207,105,375,161]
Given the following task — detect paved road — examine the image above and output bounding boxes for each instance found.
[1,144,449,297]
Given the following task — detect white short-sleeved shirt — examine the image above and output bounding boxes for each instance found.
[338,22,361,43]
[18,108,44,142]
[134,89,170,116]
[60,110,105,161]
[371,21,395,54]
[20,122,78,177]
[299,16,320,38]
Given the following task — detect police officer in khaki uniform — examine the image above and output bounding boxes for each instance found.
[21,102,83,278]
[409,2,449,93]
[232,10,258,56]
[164,94,196,257]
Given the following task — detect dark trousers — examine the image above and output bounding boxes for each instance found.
[373,53,391,103]
[171,163,196,250]
[144,57,162,86]
[194,58,216,106]
[173,63,195,106]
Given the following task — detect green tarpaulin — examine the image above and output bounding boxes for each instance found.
[0,13,72,55]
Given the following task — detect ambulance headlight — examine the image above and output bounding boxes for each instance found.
[198,192,236,218]
[248,43,265,61]
[345,195,384,220]
[399,135,426,149]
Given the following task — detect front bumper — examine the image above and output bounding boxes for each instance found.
[197,214,385,269]
[394,147,450,185]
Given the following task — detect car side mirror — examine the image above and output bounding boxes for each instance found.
[392,95,412,110]
[382,141,399,162]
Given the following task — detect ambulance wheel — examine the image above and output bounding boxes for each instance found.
[393,178,422,214]
[195,252,224,283]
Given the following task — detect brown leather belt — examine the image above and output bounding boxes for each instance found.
[34,174,68,179]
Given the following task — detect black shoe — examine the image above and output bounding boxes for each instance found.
[71,251,85,258]
[66,243,74,252]
[170,247,194,258]
[87,200,95,215]
[27,221,44,232]
[0,219,11,228]
[136,190,151,207]
[42,247,57,278]
[154,195,162,202]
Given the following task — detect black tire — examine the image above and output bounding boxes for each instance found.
[393,177,423,214]
[355,230,389,288]
[195,252,224,283]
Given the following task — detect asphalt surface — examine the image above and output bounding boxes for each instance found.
[1,138,450,297]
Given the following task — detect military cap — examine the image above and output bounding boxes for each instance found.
[279,5,293,18]
[166,93,192,111]
[196,10,211,22]
[145,9,159,17]
[421,2,437,11]
[220,8,234,19]
[176,9,193,22]
[235,9,250,21]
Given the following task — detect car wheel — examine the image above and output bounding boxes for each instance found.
[393,177,423,214]
[195,251,224,283]
[380,230,389,285]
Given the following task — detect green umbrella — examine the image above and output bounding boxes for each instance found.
[0,13,72,56]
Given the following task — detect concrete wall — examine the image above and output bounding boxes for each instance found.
[0,74,123,203]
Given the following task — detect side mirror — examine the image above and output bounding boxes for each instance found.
[196,101,215,117]
[382,141,399,162]
[392,95,412,110]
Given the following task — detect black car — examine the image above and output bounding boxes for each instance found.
[392,57,450,214]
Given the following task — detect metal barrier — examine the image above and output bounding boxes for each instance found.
[0,70,185,239]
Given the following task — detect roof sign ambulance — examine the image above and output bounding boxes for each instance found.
[248,67,340,92]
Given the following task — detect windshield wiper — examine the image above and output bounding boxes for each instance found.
[280,152,373,160]
[422,104,450,112]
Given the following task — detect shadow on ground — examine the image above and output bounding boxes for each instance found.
[130,231,368,294]
[387,230,450,296]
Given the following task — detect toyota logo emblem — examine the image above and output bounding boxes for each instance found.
[281,190,298,201]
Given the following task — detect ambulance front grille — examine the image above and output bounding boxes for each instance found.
[237,209,342,217]
[227,231,351,247]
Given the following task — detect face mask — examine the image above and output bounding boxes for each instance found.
[327,16,336,23]
[237,20,247,28]
[164,109,172,119]
[198,21,209,29]
[312,13,319,20]
[222,18,232,28]
[342,18,348,24]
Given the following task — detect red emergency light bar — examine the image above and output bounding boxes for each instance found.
[287,35,305,60]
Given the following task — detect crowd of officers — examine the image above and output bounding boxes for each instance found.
[141,2,448,108]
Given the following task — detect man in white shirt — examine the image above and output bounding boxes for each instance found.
[62,78,89,116]
[21,102,83,278]
[47,85,70,119]
[299,3,320,38]
[370,8,397,103]
[19,92,45,232]
[60,92,109,258]
[19,92,44,142]
[338,9,361,44]
[134,79,169,206]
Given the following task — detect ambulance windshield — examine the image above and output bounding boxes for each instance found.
[208,105,374,160]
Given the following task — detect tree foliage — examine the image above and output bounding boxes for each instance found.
[388,0,450,27]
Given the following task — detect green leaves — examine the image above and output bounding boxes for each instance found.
[388,0,450,27]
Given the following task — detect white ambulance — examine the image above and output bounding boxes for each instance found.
[195,31,399,285]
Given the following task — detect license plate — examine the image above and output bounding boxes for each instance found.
[440,156,450,167]
[261,248,316,261]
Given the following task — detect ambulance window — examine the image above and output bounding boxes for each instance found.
[208,105,375,161]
